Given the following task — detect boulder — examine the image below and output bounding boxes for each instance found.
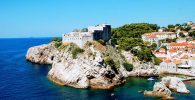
[162,76,190,94]
[144,82,173,99]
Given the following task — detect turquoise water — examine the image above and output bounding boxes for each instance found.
[0,38,195,100]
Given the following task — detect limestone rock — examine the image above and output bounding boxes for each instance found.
[26,42,126,89]
[144,76,190,99]
[144,82,172,99]
[162,76,190,94]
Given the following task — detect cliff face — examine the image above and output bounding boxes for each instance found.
[121,51,158,77]
[26,42,128,89]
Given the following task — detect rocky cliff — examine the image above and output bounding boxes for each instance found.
[26,41,130,89]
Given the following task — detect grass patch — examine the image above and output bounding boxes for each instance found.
[71,47,84,59]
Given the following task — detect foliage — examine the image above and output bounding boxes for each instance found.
[112,23,159,62]
[189,31,195,38]
[71,47,84,59]
[118,38,143,50]
[51,37,62,42]
[123,62,133,71]
[54,41,62,48]
[150,43,157,50]
[168,24,175,28]
[154,57,162,65]
[183,26,191,32]
[179,32,185,37]
[131,47,153,62]
[104,57,118,73]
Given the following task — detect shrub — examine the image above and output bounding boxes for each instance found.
[154,57,162,65]
[104,57,118,74]
[54,41,62,48]
[71,47,84,59]
[123,62,133,71]
[51,37,62,42]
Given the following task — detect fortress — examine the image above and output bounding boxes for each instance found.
[62,24,111,48]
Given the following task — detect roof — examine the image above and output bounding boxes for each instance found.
[164,59,171,63]
[168,43,188,47]
[168,49,177,53]
[181,55,189,59]
[160,48,165,50]
[173,60,181,65]
[146,35,157,39]
[153,52,165,55]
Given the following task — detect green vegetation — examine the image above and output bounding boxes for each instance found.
[104,57,118,74]
[51,37,62,42]
[154,57,162,65]
[71,47,84,59]
[179,32,185,37]
[123,62,133,71]
[51,37,63,48]
[112,23,159,62]
[150,43,157,50]
[189,31,195,38]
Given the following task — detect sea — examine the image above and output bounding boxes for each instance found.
[0,38,195,100]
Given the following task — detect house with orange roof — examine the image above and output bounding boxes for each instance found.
[142,32,176,45]
[159,48,166,52]
[167,42,188,49]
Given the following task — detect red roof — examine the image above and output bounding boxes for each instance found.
[168,43,188,47]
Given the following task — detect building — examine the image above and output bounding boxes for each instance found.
[62,24,111,48]
[142,32,176,45]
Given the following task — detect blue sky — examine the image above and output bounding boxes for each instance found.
[0,0,195,38]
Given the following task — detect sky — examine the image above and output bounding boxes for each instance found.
[0,0,195,38]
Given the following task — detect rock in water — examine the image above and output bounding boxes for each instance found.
[144,76,190,99]
[144,82,172,99]
[162,76,190,94]
[26,42,127,89]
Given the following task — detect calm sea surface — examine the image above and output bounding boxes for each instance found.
[0,38,195,100]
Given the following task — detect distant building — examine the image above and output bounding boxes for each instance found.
[62,24,111,48]
[142,32,176,45]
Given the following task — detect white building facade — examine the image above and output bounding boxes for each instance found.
[62,24,111,48]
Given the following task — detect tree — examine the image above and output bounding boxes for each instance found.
[189,31,195,38]
[111,23,158,62]
[150,43,157,50]
[168,24,175,28]
[179,32,185,37]
[183,26,191,32]
[154,57,162,65]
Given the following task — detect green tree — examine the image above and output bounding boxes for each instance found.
[189,31,195,38]
[168,24,175,28]
[154,57,162,65]
[179,32,185,37]
[150,43,157,50]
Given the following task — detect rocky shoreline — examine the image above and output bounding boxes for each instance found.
[26,42,158,89]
